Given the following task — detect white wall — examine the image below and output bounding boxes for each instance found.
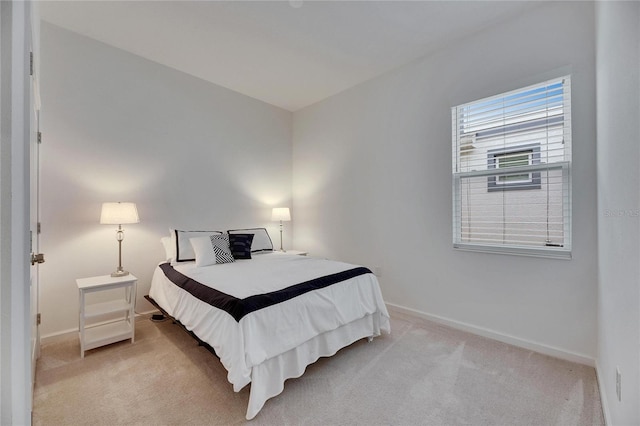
[293,2,597,361]
[596,2,640,425]
[39,23,293,338]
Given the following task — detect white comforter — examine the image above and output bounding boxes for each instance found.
[149,252,390,418]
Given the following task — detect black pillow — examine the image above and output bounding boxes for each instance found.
[228,233,254,259]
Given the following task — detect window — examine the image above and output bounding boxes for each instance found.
[451,77,571,258]
[487,144,541,191]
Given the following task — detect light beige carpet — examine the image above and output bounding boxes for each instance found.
[33,310,603,425]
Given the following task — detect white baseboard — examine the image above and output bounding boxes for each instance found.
[40,309,159,345]
[386,302,595,367]
[595,360,611,425]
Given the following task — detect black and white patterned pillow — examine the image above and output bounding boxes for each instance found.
[210,234,235,264]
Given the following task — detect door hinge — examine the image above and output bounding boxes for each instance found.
[37,313,41,325]
[30,52,33,76]
[37,132,42,144]
[37,222,41,234]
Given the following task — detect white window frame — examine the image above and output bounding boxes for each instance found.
[451,77,572,259]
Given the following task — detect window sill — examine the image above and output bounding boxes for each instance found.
[453,243,572,260]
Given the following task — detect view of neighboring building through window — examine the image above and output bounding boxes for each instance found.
[451,77,571,258]
[487,143,541,191]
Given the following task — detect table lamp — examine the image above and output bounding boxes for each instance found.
[271,207,291,252]
[100,202,139,277]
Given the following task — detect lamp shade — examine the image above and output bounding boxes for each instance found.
[271,207,291,222]
[100,202,140,225]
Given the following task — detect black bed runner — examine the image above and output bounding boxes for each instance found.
[159,263,372,322]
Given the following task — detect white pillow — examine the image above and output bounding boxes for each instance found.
[189,236,217,267]
[227,228,273,252]
[161,237,175,262]
[171,229,222,262]
[190,234,235,267]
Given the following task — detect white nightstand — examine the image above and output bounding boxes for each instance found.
[284,250,308,256]
[76,274,137,358]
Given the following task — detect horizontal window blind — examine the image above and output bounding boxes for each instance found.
[451,77,572,258]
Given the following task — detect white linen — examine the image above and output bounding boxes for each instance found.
[149,251,390,419]
[173,251,357,299]
[247,312,384,419]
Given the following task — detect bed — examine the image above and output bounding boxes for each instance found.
[147,228,391,420]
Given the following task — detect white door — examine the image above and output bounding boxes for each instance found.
[29,104,42,384]
[29,1,43,392]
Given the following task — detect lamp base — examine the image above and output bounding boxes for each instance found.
[110,269,130,277]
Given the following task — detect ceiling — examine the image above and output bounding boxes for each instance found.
[39,1,541,112]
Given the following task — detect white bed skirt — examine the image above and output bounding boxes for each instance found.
[247,311,384,419]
